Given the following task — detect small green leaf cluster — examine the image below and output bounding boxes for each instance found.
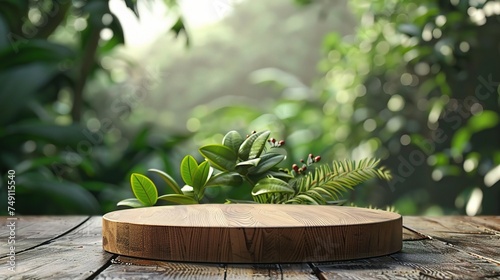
[199,130,292,189]
[117,130,392,207]
[118,158,214,207]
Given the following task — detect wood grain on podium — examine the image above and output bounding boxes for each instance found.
[102,204,402,263]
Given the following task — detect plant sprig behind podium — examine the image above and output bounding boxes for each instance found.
[118,130,392,207]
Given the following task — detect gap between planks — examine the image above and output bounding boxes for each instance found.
[1,216,115,280]
[85,254,119,280]
[0,216,91,258]
[404,216,500,266]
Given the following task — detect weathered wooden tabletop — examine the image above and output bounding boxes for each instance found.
[0,216,499,279]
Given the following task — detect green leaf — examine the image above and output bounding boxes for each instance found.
[249,130,271,159]
[238,131,270,160]
[265,170,294,179]
[451,128,470,157]
[199,144,237,171]
[468,110,499,132]
[14,156,64,174]
[171,17,185,37]
[170,17,189,46]
[249,153,286,174]
[235,158,261,175]
[451,111,498,157]
[158,194,198,205]
[206,172,243,187]
[222,130,243,153]
[3,122,86,146]
[117,198,145,208]
[0,40,75,71]
[123,0,138,17]
[236,158,261,167]
[148,169,182,194]
[0,1,29,33]
[252,177,294,196]
[192,161,212,198]
[180,155,198,186]
[181,185,194,196]
[17,173,100,214]
[225,199,257,204]
[288,194,320,205]
[130,173,158,206]
[247,169,293,186]
[237,132,257,160]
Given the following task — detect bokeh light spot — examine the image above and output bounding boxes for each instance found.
[186,118,201,132]
[400,134,411,146]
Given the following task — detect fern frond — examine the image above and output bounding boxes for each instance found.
[285,158,391,205]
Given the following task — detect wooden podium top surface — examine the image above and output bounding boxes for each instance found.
[103,204,401,228]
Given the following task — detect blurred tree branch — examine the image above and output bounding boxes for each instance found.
[34,1,71,39]
[72,28,100,122]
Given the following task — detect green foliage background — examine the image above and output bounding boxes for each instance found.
[0,0,499,215]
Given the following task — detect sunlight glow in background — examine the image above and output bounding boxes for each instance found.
[109,0,240,49]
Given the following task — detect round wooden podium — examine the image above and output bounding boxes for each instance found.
[102,204,402,263]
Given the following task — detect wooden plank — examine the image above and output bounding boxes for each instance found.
[96,258,319,279]
[96,257,318,279]
[103,204,401,263]
[280,263,318,280]
[392,240,500,278]
[0,216,113,280]
[225,264,281,279]
[0,216,88,255]
[314,239,500,279]
[402,227,428,241]
[95,256,225,279]
[314,256,423,280]
[461,216,500,232]
[403,216,500,262]
[95,256,318,280]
